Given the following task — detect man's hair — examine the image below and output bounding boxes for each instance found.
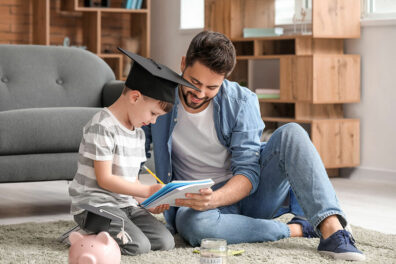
[185,31,236,77]
[122,86,173,113]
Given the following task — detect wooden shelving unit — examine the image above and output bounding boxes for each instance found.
[31,0,151,80]
[205,0,361,173]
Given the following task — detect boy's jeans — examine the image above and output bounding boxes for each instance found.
[175,123,347,246]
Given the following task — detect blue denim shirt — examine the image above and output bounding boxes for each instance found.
[143,79,264,232]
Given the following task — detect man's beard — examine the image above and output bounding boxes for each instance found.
[181,87,212,110]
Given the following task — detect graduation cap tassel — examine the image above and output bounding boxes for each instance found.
[99,209,131,245]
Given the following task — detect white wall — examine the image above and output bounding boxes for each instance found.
[344,24,396,177]
[150,0,201,73]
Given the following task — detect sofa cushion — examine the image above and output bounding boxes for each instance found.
[0,153,78,183]
[0,45,115,112]
[0,107,101,155]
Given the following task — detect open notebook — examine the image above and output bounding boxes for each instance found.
[141,179,215,209]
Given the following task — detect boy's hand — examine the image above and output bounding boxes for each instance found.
[148,184,164,197]
[148,204,170,214]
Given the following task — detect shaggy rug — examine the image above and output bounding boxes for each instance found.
[0,214,395,264]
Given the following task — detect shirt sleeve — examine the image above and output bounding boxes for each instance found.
[81,124,115,161]
[229,92,264,194]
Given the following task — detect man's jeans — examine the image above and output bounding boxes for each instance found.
[175,123,347,246]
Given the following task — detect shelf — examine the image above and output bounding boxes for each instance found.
[206,0,359,39]
[262,117,312,123]
[260,102,294,119]
[205,0,361,170]
[61,0,149,13]
[100,55,123,80]
[34,0,152,79]
[232,34,312,41]
[235,55,360,104]
[99,53,123,59]
[324,163,360,169]
[262,118,360,168]
[280,55,360,103]
[259,98,295,103]
[73,7,148,13]
[262,117,359,123]
[233,39,295,57]
[237,55,291,60]
[233,38,344,58]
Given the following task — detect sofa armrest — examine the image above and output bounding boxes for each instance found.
[102,80,125,107]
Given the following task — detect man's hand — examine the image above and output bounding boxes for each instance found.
[175,188,215,211]
[148,204,170,214]
[174,175,252,211]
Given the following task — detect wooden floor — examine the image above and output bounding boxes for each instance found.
[0,173,395,234]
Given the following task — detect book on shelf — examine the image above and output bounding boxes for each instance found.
[255,88,280,99]
[141,179,215,209]
[125,0,134,9]
[255,88,280,95]
[256,94,280,99]
[132,0,138,9]
[243,27,284,38]
[123,0,143,9]
[136,0,143,9]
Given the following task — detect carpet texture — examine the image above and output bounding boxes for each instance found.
[0,214,395,264]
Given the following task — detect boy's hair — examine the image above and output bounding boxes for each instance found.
[122,86,174,113]
[185,31,236,77]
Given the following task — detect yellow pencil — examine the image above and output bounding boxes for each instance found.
[143,165,165,185]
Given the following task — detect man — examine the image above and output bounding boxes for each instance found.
[143,31,365,261]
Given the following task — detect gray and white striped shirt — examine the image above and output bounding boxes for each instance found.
[69,108,146,215]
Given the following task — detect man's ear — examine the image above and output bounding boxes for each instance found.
[180,56,186,73]
[128,90,141,104]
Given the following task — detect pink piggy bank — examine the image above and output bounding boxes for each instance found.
[69,231,121,264]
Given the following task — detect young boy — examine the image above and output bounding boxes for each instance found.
[68,48,199,255]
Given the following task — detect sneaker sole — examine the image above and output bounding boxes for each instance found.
[319,250,366,261]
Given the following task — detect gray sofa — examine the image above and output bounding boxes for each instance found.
[0,44,124,183]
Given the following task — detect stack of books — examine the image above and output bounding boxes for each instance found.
[255,88,280,99]
[122,0,144,9]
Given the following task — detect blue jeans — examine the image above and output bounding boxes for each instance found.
[175,123,347,246]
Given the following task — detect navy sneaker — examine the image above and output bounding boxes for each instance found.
[287,216,319,238]
[318,229,366,261]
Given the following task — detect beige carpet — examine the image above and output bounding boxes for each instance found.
[0,214,395,264]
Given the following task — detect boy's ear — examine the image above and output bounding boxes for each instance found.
[127,90,141,104]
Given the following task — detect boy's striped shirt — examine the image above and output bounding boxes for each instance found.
[69,108,146,215]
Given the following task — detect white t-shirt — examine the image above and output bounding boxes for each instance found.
[172,101,233,184]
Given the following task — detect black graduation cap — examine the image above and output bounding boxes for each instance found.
[78,204,119,233]
[77,204,132,244]
[118,47,200,104]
